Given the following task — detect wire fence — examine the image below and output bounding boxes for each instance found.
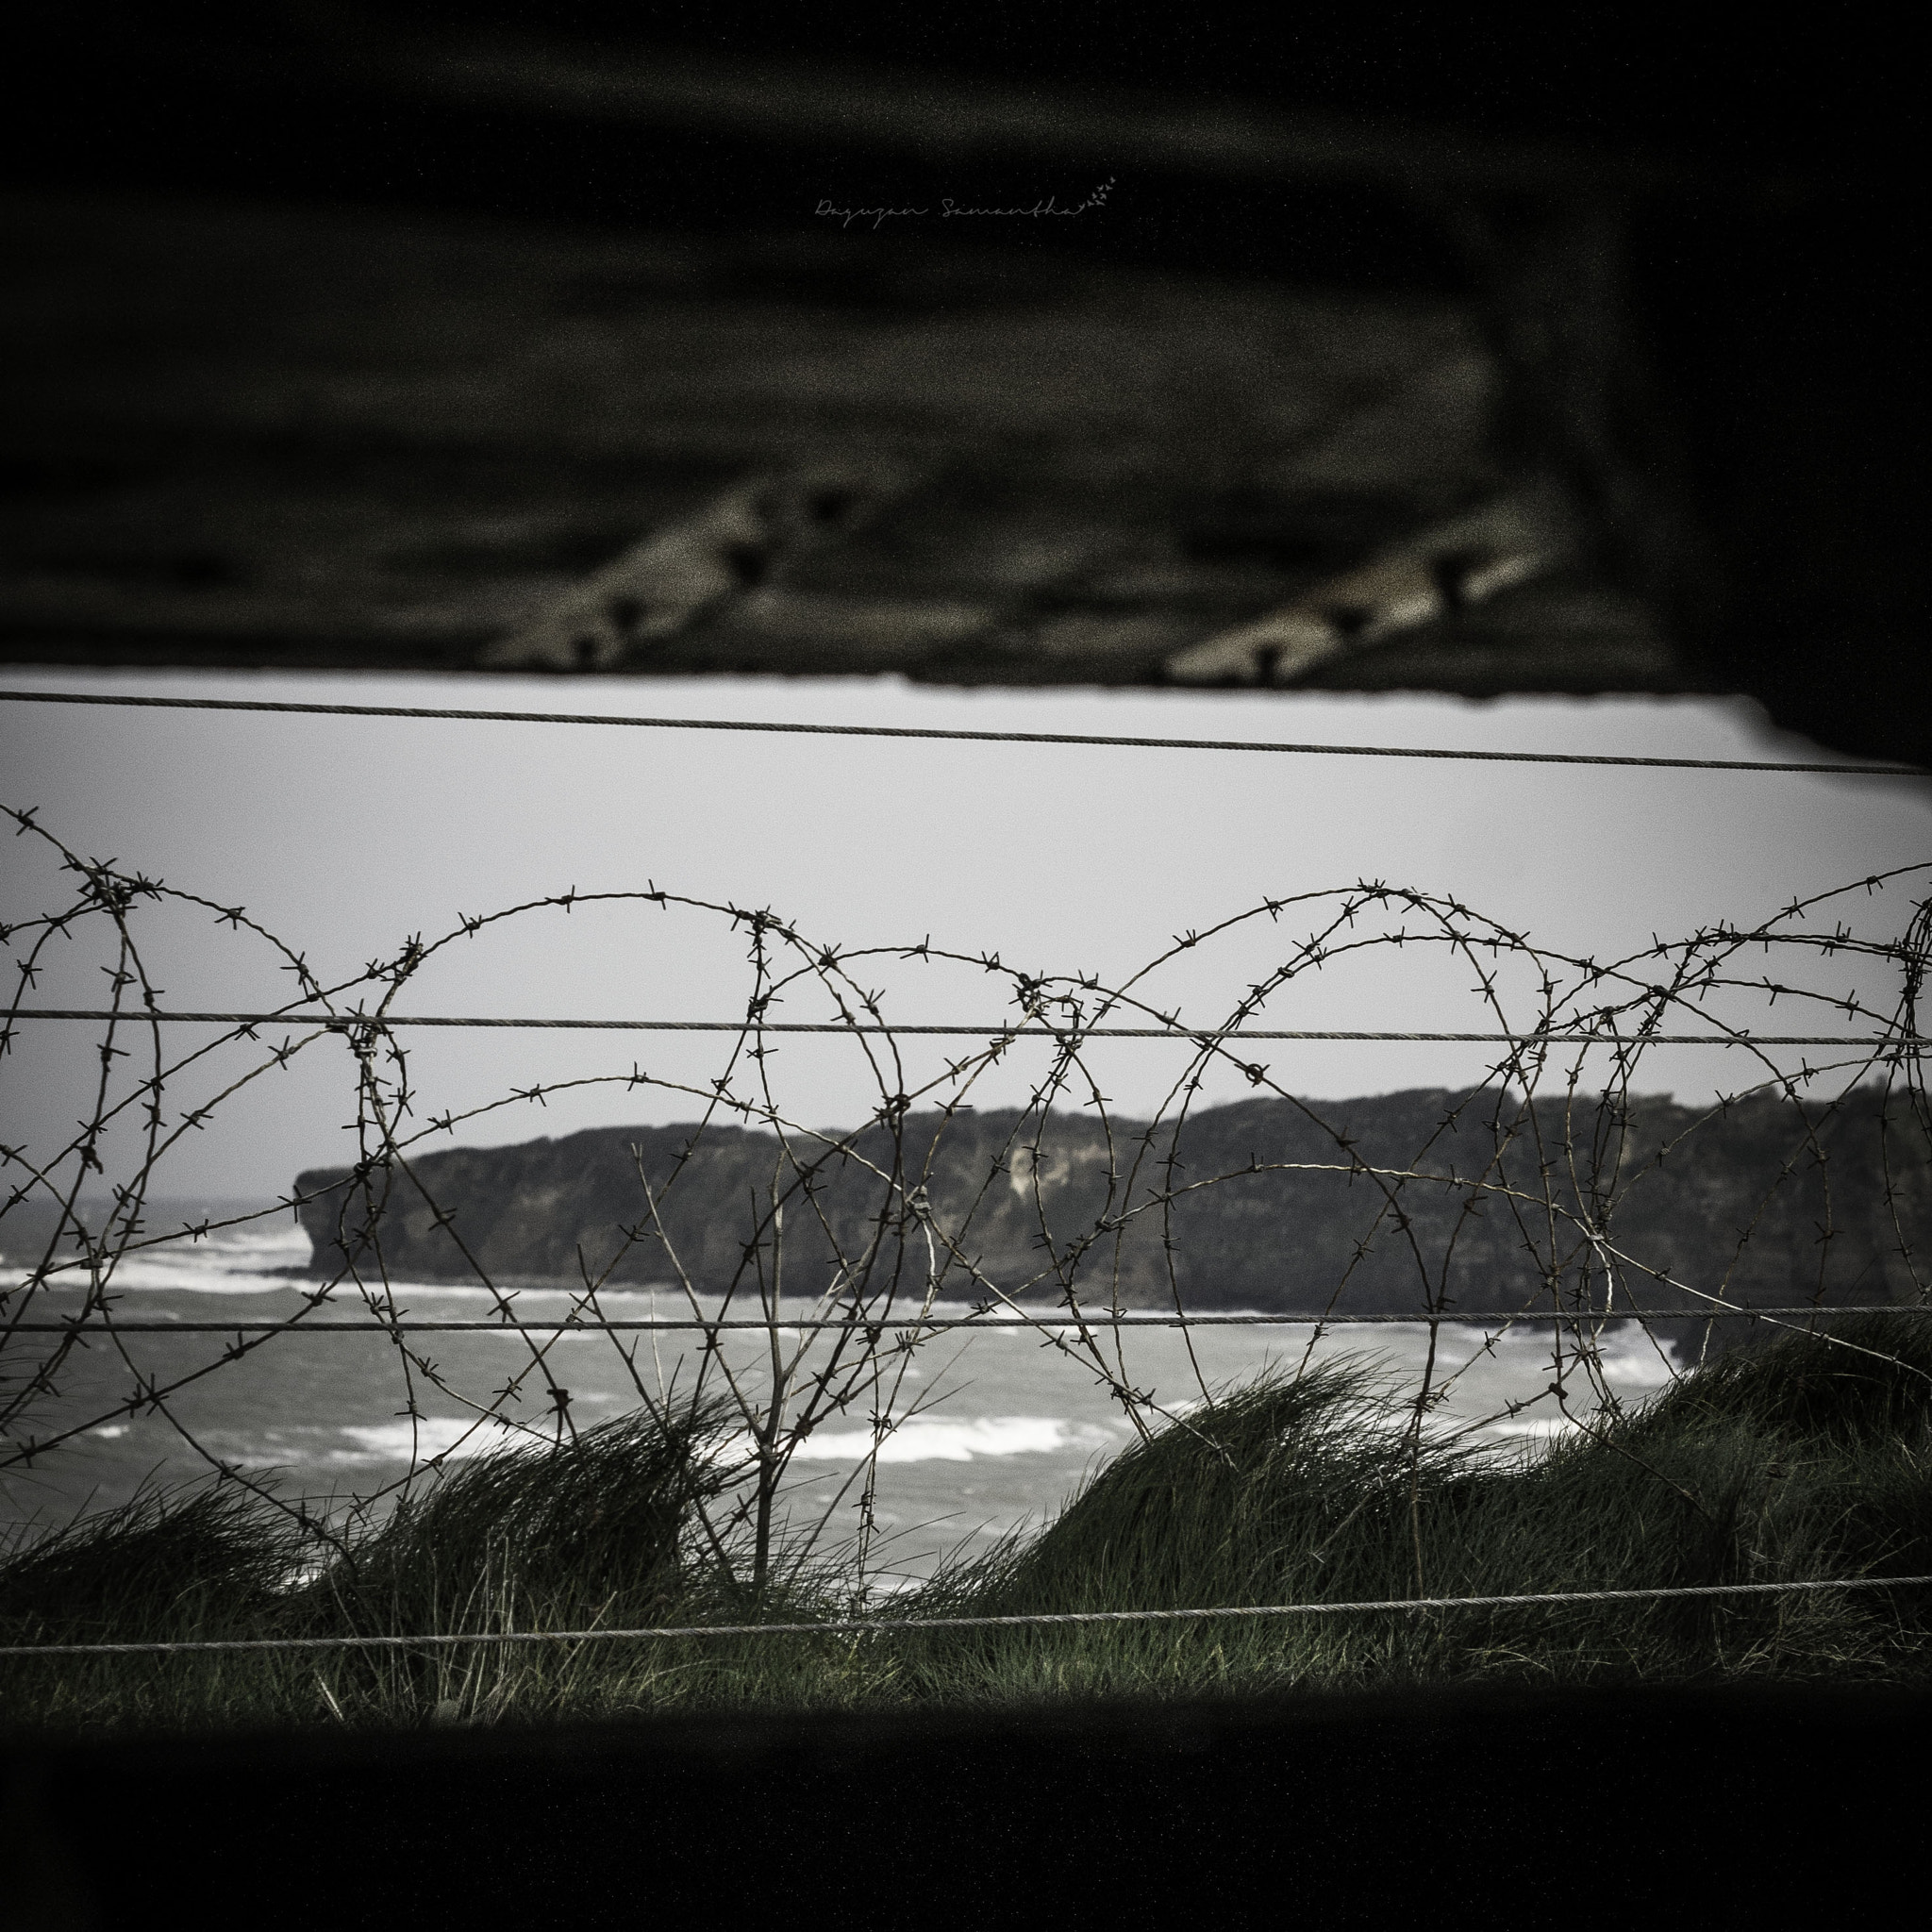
[3,695,1931,1678]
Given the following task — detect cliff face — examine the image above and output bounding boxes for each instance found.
[295,1088,1929,1317]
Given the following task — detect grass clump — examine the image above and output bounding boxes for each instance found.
[0,1481,309,1734]
[6,1315,1932,1733]
[0,1402,881,1734]
[906,1314,1932,1700]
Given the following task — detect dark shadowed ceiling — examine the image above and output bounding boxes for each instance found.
[1,5,1921,758]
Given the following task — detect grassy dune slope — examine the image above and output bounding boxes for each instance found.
[6,1317,1931,1732]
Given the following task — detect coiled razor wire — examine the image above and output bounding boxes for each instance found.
[5,1574,1930,1658]
[4,762,1931,1603]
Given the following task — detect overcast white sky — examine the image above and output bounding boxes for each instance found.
[3,666,1926,1202]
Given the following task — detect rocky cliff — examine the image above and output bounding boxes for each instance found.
[295,1088,1928,1320]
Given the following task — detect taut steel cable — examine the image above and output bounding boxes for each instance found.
[5,1574,1928,1657]
[1,689,1921,774]
[0,1009,1907,1046]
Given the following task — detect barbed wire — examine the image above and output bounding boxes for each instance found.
[3,796,1929,1612]
[2,688,1923,774]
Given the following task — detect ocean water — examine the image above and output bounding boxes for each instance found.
[2,1205,1681,1579]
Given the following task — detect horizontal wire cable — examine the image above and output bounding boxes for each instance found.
[2,689,1922,774]
[2,1009,1907,1047]
[7,1574,1927,1657]
[7,1308,1918,1334]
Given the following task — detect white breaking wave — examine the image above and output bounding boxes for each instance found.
[1482,1417,1582,1440]
[5,1216,311,1295]
[782,1416,1124,1464]
[332,1417,526,1462]
[305,1412,1123,1471]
